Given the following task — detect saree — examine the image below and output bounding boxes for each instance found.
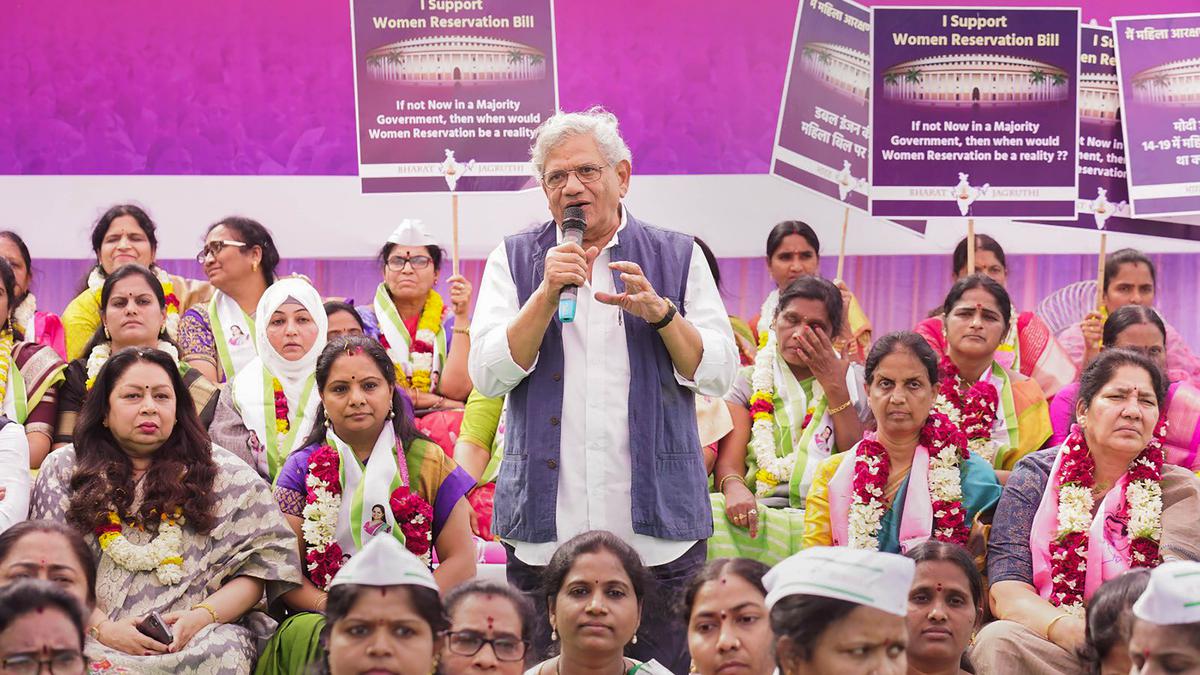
[29,445,302,675]
[915,312,1076,398]
[803,446,1001,553]
[972,361,1053,471]
[6,341,66,440]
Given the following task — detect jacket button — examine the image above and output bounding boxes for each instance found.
[553,373,562,382]
[547,459,558,470]
[549,416,559,426]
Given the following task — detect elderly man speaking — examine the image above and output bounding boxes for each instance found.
[469,107,737,671]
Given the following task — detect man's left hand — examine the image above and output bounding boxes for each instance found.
[594,261,670,324]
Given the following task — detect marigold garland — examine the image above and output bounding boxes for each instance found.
[1048,422,1165,618]
[0,330,13,406]
[747,328,820,496]
[95,510,185,585]
[409,291,444,393]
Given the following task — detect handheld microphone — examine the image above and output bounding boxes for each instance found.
[558,205,587,323]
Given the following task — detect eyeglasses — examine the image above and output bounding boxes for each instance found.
[385,255,432,271]
[445,631,527,662]
[1,650,88,675]
[541,164,607,190]
[195,240,248,263]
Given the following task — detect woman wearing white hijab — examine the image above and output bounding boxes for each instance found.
[209,277,328,480]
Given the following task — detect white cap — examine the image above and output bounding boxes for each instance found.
[387,219,439,247]
[763,546,915,617]
[1132,561,1200,626]
[329,535,439,593]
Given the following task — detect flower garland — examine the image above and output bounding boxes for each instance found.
[85,341,180,390]
[847,412,970,549]
[273,378,289,438]
[95,510,185,585]
[378,291,445,393]
[933,358,1000,463]
[1048,423,1165,617]
[89,266,182,339]
[0,330,13,407]
[301,445,435,590]
[11,294,35,341]
[747,329,819,496]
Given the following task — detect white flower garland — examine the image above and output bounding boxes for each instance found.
[748,330,821,496]
[302,470,342,587]
[847,450,888,549]
[97,513,185,585]
[85,340,180,389]
[11,293,36,340]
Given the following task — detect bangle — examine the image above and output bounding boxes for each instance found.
[719,474,747,493]
[827,399,853,415]
[453,327,470,336]
[1044,612,1071,641]
[192,602,220,625]
[88,619,109,641]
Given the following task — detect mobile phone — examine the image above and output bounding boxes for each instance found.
[136,612,174,645]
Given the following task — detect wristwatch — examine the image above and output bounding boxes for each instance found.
[650,298,678,330]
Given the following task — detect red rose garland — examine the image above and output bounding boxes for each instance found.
[936,358,999,462]
[1048,421,1165,614]
[302,444,436,589]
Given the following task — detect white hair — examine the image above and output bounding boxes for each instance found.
[529,106,633,179]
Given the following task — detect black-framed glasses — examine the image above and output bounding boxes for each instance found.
[445,631,528,662]
[196,239,248,263]
[0,650,88,675]
[385,255,432,271]
[541,163,607,189]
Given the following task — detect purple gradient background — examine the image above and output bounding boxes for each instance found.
[351,0,556,192]
[775,0,871,210]
[1113,13,1200,216]
[870,7,1080,218]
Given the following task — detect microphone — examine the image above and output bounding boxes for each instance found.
[558,206,587,323]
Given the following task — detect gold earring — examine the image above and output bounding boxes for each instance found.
[103,325,110,340]
[252,261,259,272]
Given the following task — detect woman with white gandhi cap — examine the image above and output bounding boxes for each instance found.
[1128,560,1200,675]
[763,546,915,675]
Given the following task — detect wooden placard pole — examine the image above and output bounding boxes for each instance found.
[835,206,850,282]
[451,193,461,277]
[1095,232,1107,311]
[966,219,976,274]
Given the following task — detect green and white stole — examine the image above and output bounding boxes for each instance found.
[232,359,318,480]
[0,360,30,424]
[330,425,412,555]
[751,356,837,508]
[373,284,448,384]
[207,291,256,380]
[982,361,1019,468]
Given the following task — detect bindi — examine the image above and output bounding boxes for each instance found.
[935,583,943,592]
[487,616,494,630]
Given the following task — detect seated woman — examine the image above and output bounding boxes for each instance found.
[804,331,1002,553]
[355,219,473,453]
[764,546,915,675]
[916,234,1075,398]
[1059,248,1200,384]
[258,336,476,675]
[683,558,774,675]
[0,418,29,532]
[209,277,327,480]
[526,530,672,675]
[178,217,280,383]
[454,389,505,540]
[54,264,219,448]
[63,205,211,360]
[441,579,536,675]
[0,520,95,607]
[323,300,365,340]
[933,275,1052,482]
[305,536,449,675]
[0,258,65,469]
[712,276,869,564]
[904,540,984,675]
[29,346,302,673]
[1128,561,1200,675]
[0,580,88,675]
[975,349,1200,675]
[0,231,65,357]
[1078,569,1150,675]
[1050,305,1200,472]
[753,220,872,363]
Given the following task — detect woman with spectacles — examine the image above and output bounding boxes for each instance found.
[0,580,89,675]
[354,219,474,452]
[441,579,536,675]
[177,217,281,383]
[61,205,213,361]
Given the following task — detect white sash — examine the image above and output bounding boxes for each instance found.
[208,291,256,377]
[232,358,318,478]
[331,425,410,556]
[373,284,445,381]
